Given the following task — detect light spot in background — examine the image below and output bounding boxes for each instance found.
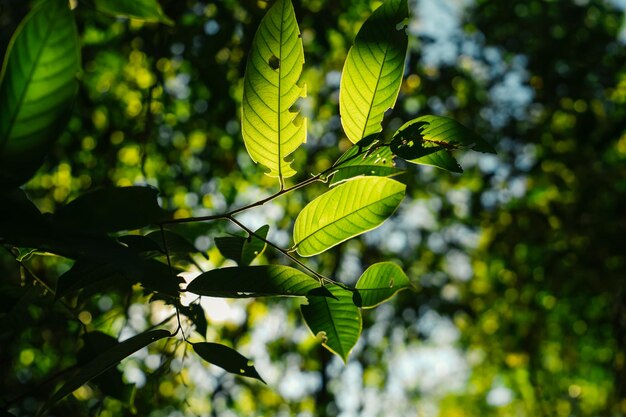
[487,385,514,407]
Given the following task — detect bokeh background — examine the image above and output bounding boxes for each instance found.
[1,0,626,416]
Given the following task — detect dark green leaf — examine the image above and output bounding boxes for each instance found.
[185,265,321,298]
[192,342,265,383]
[146,229,208,260]
[301,284,362,363]
[78,332,135,403]
[354,262,412,308]
[53,187,166,234]
[92,0,173,25]
[181,304,208,337]
[44,329,171,411]
[0,0,80,186]
[214,225,268,266]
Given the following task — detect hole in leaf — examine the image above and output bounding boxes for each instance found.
[247,360,254,367]
[268,55,280,70]
[389,278,394,288]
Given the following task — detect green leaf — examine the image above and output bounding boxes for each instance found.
[301,284,362,363]
[241,0,306,183]
[44,329,171,411]
[329,137,403,186]
[185,265,322,298]
[77,332,135,403]
[354,262,411,308]
[293,177,406,257]
[0,0,80,186]
[339,0,408,144]
[53,187,166,234]
[391,115,496,173]
[92,0,173,25]
[146,229,209,261]
[193,342,265,383]
[181,304,207,337]
[214,225,269,266]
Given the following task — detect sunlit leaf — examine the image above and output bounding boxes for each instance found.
[329,137,402,186]
[185,265,322,298]
[44,330,171,411]
[293,177,405,256]
[241,0,306,183]
[339,0,408,143]
[214,225,269,266]
[92,0,173,25]
[53,187,166,234]
[391,115,496,172]
[354,262,411,308]
[192,342,265,383]
[301,284,362,363]
[0,0,80,186]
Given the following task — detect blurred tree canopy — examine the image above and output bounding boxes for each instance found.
[1,0,625,416]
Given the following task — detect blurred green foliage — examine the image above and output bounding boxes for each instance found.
[1,0,625,416]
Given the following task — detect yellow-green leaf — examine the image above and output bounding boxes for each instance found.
[339,0,408,143]
[293,177,406,257]
[355,262,412,308]
[241,0,306,183]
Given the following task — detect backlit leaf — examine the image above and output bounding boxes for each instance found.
[329,137,402,186]
[354,262,411,308]
[293,177,405,256]
[193,342,265,383]
[241,0,306,183]
[391,115,496,172]
[339,0,408,143]
[185,265,321,298]
[0,0,80,186]
[301,284,362,363]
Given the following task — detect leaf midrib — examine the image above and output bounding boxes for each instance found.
[296,188,403,249]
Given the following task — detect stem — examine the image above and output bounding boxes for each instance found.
[226,215,332,283]
[159,140,385,226]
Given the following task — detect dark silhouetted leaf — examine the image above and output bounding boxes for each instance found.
[78,332,135,403]
[53,187,166,234]
[44,329,171,411]
[186,265,321,298]
[192,342,265,383]
[214,225,268,266]
[181,304,207,337]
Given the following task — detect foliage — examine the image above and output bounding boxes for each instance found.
[1,0,625,416]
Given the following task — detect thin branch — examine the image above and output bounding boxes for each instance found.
[226,215,334,284]
[159,140,386,226]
